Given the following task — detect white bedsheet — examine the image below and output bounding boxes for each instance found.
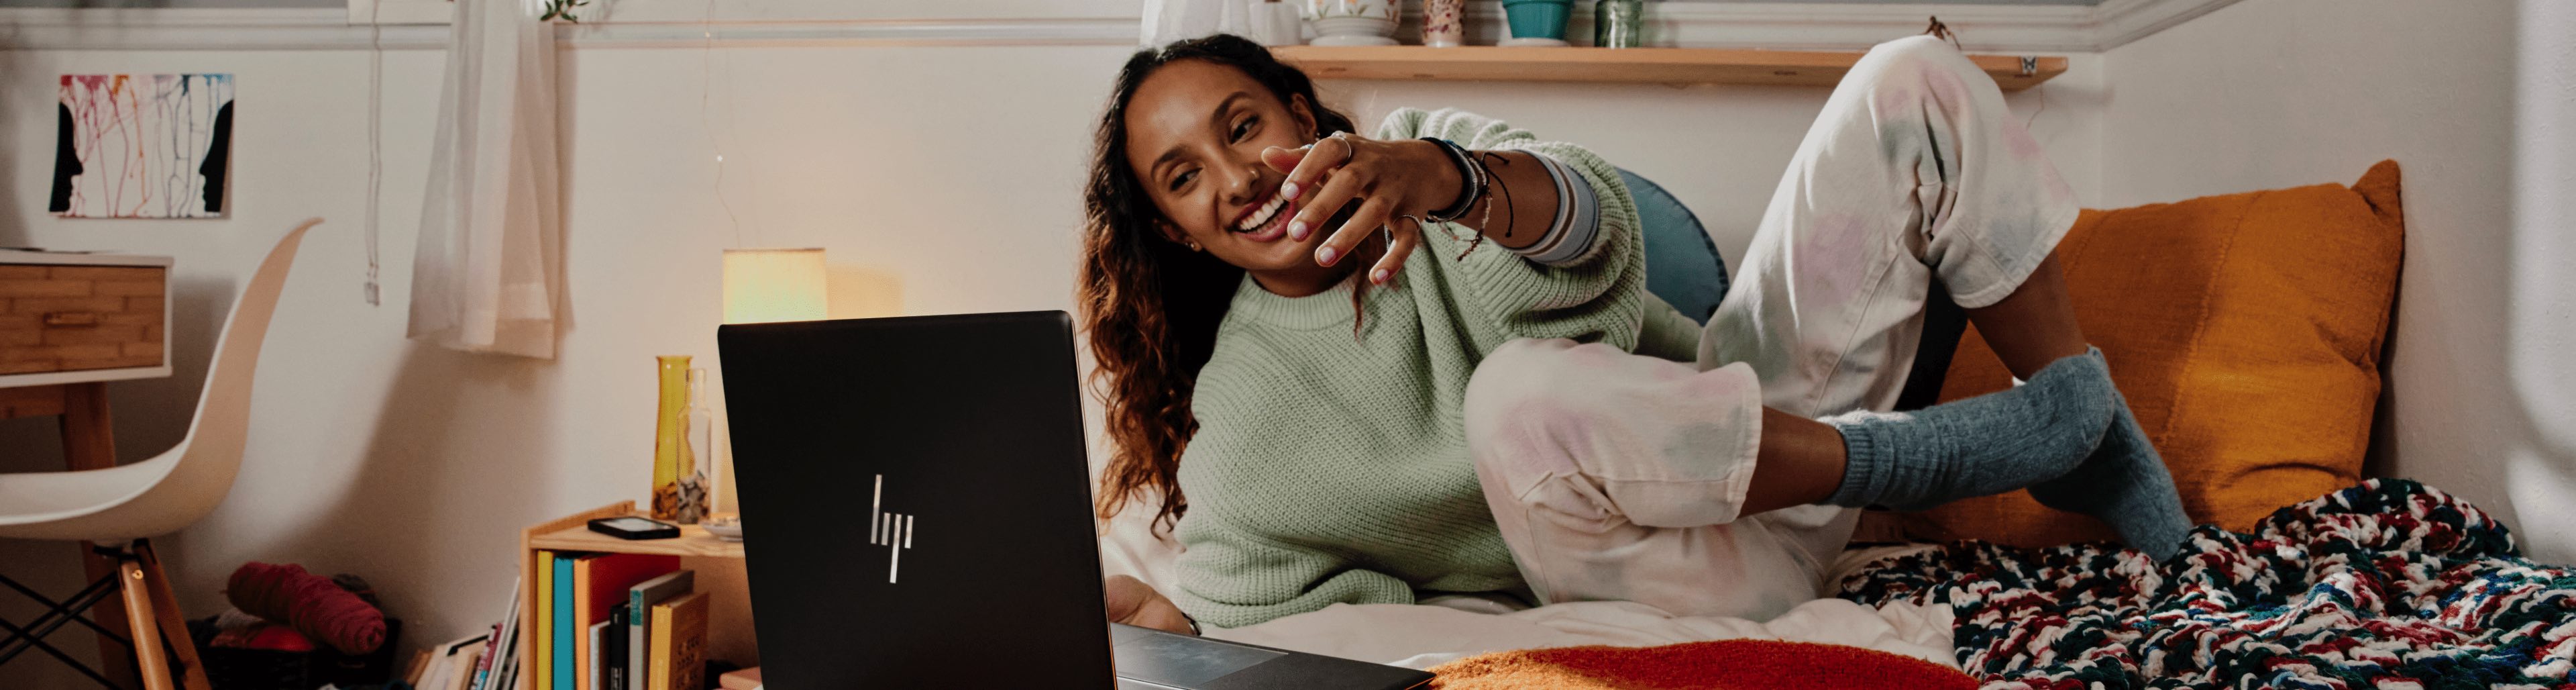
[1098,505,1954,671]
[1208,595,1956,671]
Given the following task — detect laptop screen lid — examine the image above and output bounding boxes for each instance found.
[720,311,1113,689]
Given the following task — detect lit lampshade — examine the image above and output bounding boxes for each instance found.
[723,248,828,324]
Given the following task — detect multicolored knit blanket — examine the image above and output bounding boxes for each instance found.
[1837,479,2576,689]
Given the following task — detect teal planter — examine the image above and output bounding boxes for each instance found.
[1501,0,1573,42]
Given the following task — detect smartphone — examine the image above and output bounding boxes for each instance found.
[588,516,682,540]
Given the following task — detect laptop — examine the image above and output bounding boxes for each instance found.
[720,311,1435,690]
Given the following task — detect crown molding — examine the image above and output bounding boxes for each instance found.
[552,17,1134,49]
[0,1,2233,53]
[0,8,447,50]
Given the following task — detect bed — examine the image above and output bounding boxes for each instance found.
[1091,162,2576,686]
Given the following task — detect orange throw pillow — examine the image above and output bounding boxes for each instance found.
[1899,160,2406,547]
[1427,640,1976,690]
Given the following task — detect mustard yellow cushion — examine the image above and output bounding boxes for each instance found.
[1901,161,2406,547]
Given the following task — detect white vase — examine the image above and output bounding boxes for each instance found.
[1247,1,1305,46]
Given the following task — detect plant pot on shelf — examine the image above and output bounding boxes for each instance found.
[1305,0,1397,46]
[1500,0,1574,46]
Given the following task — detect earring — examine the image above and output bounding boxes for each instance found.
[1186,240,1202,252]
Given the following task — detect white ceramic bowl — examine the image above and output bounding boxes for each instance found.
[1309,15,1398,46]
[703,513,744,542]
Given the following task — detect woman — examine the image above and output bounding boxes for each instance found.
[1081,34,2188,635]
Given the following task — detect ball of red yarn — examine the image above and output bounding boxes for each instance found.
[225,562,386,655]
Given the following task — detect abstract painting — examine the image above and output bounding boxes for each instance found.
[51,74,235,219]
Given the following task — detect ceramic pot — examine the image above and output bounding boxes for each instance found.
[1500,0,1573,46]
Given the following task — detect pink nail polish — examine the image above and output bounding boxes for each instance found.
[1288,221,1308,240]
[1371,268,1389,284]
[1317,246,1338,266]
[1281,183,1300,201]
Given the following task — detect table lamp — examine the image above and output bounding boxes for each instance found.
[724,248,828,324]
[710,248,829,540]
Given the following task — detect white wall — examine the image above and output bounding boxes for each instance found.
[0,20,2103,681]
[9,1,2554,682]
[0,44,449,687]
[2509,0,2576,560]
[2094,0,2572,562]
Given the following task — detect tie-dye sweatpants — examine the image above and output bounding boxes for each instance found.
[1462,35,2082,622]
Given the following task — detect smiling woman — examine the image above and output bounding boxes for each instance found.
[1078,36,1580,547]
[1080,34,2188,636]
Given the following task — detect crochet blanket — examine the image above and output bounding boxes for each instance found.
[1837,479,2576,689]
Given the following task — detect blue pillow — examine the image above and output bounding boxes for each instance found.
[1618,168,1728,325]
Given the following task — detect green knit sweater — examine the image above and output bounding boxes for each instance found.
[1169,107,1700,628]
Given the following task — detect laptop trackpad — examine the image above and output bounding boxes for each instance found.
[1113,630,1286,686]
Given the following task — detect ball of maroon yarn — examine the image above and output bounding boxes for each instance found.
[226,562,386,655]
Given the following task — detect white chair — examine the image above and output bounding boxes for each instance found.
[0,219,317,690]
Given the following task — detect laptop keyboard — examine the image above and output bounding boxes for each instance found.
[1110,625,1285,687]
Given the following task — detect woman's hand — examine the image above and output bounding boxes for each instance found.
[1261,134,1466,285]
[1104,574,1195,635]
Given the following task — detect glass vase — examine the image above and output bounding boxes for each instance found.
[651,355,708,524]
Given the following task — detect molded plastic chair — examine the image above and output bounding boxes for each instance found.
[0,219,317,690]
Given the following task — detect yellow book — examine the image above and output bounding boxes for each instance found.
[572,556,592,690]
[537,551,555,690]
[647,591,710,690]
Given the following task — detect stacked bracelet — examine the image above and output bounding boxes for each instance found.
[1419,138,1485,224]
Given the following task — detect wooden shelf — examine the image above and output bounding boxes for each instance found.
[529,522,745,559]
[1271,46,2067,91]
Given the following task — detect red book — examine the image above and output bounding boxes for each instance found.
[573,554,680,690]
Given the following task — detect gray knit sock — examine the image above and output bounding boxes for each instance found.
[2028,376,2194,560]
[1821,350,2118,512]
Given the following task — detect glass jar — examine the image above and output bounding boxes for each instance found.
[1594,0,1644,48]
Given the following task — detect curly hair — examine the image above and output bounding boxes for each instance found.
[1079,34,1360,535]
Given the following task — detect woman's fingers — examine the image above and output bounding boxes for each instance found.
[1285,165,1367,243]
[1104,574,1153,622]
[1259,145,1308,175]
[1316,195,1397,268]
[1274,134,1359,203]
[1103,574,1194,635]
[1367,217,1420,285]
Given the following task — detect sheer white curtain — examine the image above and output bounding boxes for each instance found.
[409,0,564,359]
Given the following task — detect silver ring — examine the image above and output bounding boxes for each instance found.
[1324,131,1356,166]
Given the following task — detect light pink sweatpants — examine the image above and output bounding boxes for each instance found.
[1463,36,2080,622]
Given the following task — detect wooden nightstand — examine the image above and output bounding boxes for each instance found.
[2,250,180,689]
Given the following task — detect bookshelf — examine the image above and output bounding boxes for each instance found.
[514,502,756,690]
[1269,45,2069,91]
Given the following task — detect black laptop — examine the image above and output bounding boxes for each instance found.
[720,311,1434,690]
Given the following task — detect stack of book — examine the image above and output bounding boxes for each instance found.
[407,555,709,690]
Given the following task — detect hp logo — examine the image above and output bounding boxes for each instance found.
[870,474,915,583]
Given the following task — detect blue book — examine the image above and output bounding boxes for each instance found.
[555,555,576,690]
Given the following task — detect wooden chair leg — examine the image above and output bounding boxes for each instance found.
[115,558,174,690]
[62,383,141,689]
[136,542,211,690]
